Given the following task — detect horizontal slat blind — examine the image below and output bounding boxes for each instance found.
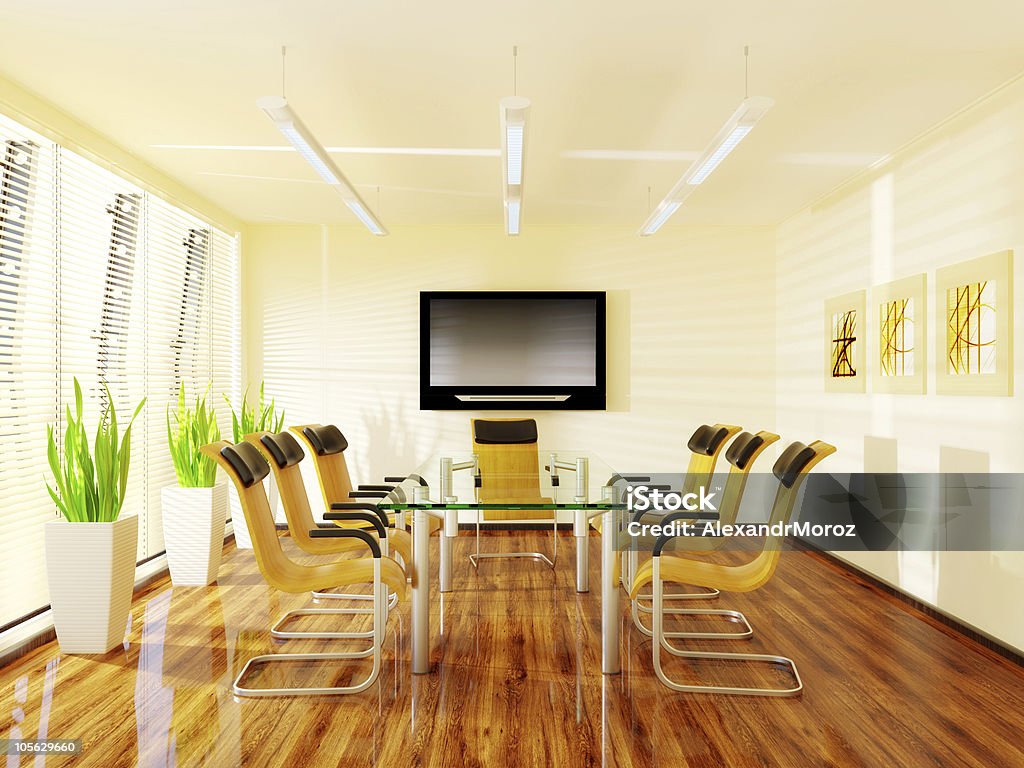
[0,111,240,631]
[57,148,148,559]
[209,229,240,501]
[0,115,58,627]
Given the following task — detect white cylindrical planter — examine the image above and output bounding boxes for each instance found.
[161,484,228,586]
[45,515,139,654]
[229,474,279,549]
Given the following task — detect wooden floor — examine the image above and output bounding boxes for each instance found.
[3,530,1024,768]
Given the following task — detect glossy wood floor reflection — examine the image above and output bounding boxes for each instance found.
[3,531,1024,768]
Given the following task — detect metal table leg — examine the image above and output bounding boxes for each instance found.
[601,507,620,674]
[439,523,453,593]
[412,507,430,675]
[575,507,588,593]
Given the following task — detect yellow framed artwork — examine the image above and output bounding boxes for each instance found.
[824,290,866,393]
[873,273,926,394]
[935,250,1013,396]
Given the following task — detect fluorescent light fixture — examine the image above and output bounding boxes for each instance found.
[345,198,386,236]
[687,125,752,184]
[506,124,524,184]
[500,96,530,236]
[256,96,387,235]
[642,201,682,235]
[506,198,521,235]
[639,96,773,236]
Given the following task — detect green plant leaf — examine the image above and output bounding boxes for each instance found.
[45,379,144,522]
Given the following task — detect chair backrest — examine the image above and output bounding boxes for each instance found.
[471,418,543,501]
[200,440,300,592]
[738,439,837,590]
[681,423,742,495]
[714,430,780,526]
[290,424,356,507]
[245,430,328,548]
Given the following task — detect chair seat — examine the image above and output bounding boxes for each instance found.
[274,555,408,598]
[629,553,771,599]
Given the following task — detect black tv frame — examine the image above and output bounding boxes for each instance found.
[419,290,607,411]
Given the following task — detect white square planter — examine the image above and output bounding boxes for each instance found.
[161,484,228,586]
[229,473,279,549]
[45,515,138,654]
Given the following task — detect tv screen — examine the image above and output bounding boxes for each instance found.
[420,291,606,410]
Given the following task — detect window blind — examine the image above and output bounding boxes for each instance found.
[0,111,240,632]
[0,116,58,629]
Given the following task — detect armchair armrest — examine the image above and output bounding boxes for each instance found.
[652,511,722,556]
[607,474,653,485]
[323,510,387,538]
[329,501,389,528]
[308,528,381,558]
[384,474,428,486]
[349,490,388,499]
[329,499,389,528]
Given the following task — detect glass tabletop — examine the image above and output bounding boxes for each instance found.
[377,448,625,510]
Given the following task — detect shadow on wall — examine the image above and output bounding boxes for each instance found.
[360,399,442,484]
[606,288,631,412]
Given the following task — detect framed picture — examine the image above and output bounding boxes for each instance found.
[935,250,1013,396]
[873,273,926,394]
[824,290,866,393]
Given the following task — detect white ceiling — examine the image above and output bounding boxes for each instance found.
[1,0,1023,228]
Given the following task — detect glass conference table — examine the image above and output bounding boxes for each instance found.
[378,450,628,675]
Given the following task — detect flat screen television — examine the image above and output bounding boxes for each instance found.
[420,291,606,410]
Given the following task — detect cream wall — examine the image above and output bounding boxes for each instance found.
[243,224,777,491]
[775,75,1024,651]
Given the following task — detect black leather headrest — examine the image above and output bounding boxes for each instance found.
[221,442,270,488]
[474,419,538,445]
[302,424,349,456]
[772,442,817,488]
[687,424,730,456]
[260,432,305,468]
[725,432,765,470]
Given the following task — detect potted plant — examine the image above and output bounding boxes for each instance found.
[224,382,285,548]
[163,383,227,586]
[45,379,145,654]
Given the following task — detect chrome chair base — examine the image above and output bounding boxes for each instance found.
[651,560,801,697]
[235,581,388,698]
[469,513,558,570]
[652,647,804,697]
[631,599,753,640]
[469,551,555,567]
[311,590,400,610]
[232,649,382,697]
[271,607,375,643]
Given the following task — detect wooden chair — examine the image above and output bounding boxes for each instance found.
[629,439,836,696]
[624,423,742,597]
[291,423,440,536]
[245,430,413,604]
[201,440,405,697]
[629,430,779,640]
[470,417,558,567]
[472,417,551,520]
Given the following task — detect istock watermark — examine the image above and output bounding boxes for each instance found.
[610,472,1024,551]
[625,484,718,513]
